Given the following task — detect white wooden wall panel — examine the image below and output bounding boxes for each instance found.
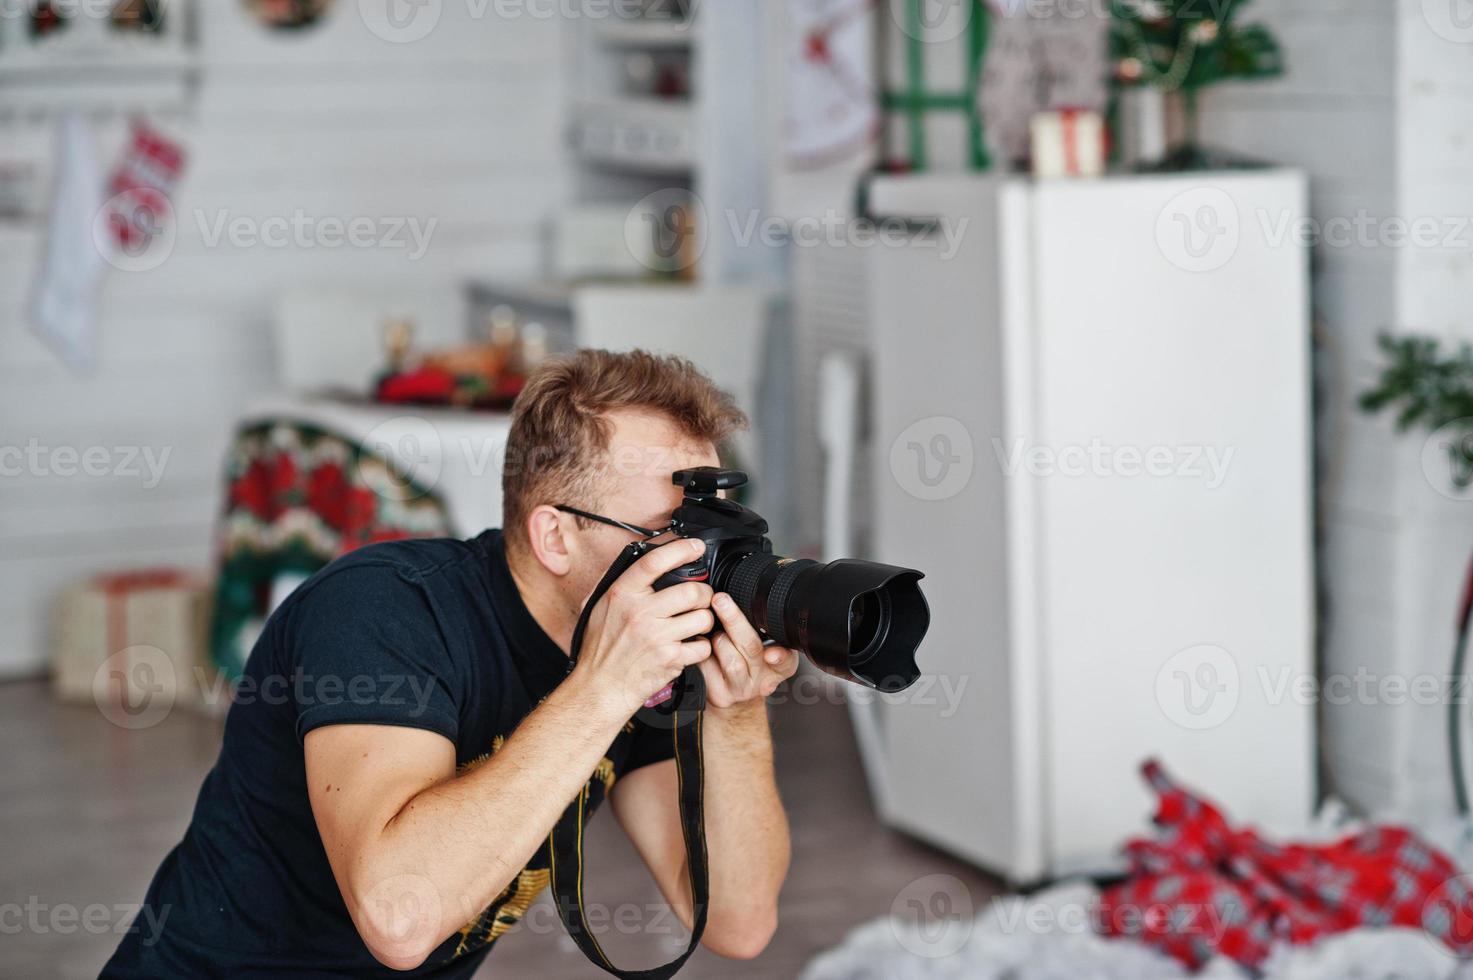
[1383,0,1473,816]
[0,6,569,676]
[1195,0,1408,813]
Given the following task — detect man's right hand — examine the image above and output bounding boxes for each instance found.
[569,537,716,718]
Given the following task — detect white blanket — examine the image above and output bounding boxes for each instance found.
[801,882,1461,980]
[802,808,1473,980]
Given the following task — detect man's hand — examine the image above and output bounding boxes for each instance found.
[613,587,793,960]
[699,591,800,710]
[571,538,717,716]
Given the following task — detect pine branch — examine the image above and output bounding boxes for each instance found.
[1361,333,1473,486]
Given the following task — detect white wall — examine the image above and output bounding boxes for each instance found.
[1384,0,1473,817]
[1204,0,1473,816]
[1203,0,1401,815]
[0,3,569,676]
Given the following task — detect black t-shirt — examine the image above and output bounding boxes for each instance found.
[103,530,675,979]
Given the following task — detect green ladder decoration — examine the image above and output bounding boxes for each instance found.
[880,0,993,171]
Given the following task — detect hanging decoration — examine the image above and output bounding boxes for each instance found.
[30,118,186,370]
[29,0,70,39]
[244,0,335,30]
[110,0,168,33]
[877,0,992,173]
[31,116,106,370]
[786,0,879,170]
[104,120,187,257]
[1109,0,1283,170]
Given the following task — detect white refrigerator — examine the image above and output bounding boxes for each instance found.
[857,171,1316,882]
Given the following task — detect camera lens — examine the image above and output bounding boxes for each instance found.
[848,591,884,661]
[721,552,928,692]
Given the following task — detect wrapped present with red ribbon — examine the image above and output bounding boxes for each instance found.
[53,568,212,717]
[1029,107,1106,179]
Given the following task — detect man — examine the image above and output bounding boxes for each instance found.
[105,349,796,977]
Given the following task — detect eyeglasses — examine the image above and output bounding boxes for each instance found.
[554,504,673,541]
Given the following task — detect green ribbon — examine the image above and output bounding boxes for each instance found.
[882,0,992,172]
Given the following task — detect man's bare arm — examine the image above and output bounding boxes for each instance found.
[611,698,789,960]
[305,538,714,970]
[306,677,628,969]
[611,591,795,960]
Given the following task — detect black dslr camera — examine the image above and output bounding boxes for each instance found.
[652,467,929,692]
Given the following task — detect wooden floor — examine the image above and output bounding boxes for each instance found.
[2,679,1002,979]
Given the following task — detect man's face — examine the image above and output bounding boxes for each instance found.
[562,408,719,604]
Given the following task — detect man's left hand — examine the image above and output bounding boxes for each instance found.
[699,592,800,709]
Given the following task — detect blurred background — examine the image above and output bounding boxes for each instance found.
[7,0,1473,976]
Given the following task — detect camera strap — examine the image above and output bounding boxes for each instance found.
[549,541,709,980]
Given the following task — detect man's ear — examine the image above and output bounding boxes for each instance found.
[525,504,573,577]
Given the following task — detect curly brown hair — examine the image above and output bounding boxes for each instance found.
[501,348,747,555]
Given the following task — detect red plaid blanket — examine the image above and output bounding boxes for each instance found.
[1096,759,1473,969]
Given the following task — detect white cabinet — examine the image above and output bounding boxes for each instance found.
[862,171,1315,881]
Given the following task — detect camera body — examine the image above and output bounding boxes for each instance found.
[653,466,771,592]
[651,467,929,693]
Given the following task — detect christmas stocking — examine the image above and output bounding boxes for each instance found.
[31,114,107,370]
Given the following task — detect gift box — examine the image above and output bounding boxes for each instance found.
[878,0,992,172]
[53,569,213,718]
[1029,108,1106,179]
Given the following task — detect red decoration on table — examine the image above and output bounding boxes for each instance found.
[1097,759,1473,969]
